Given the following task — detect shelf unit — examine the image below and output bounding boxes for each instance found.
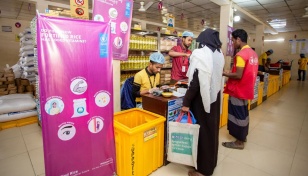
[120,29,179,85]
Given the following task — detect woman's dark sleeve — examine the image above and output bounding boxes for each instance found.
[183,69,200,107]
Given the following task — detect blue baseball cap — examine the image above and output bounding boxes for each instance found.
[182,31,194,37]
[150,52,165,64]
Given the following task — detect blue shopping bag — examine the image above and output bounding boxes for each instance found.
[176,111,197,124]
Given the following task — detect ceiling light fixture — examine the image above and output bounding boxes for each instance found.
[268,19,286,28]
[303,8,308,17]
[234,15,240,22]
[264,38,285,42]
[139,2,146,11]
[138,1,154,12]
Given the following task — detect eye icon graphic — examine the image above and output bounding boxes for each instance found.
[58,124,76,141]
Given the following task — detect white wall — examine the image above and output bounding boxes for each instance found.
[248,31,308,79]
[0,18,32,68]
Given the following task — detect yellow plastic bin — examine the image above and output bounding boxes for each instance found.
[220,93,229,128]
[114,108,166,176]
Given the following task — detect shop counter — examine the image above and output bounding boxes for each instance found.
[142,94,180,117]
[268,75,280,97]
[257,82,264,105]
[282,70,291,86]
[142,94,183,166]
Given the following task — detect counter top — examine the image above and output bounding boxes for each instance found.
[142,93,180,103]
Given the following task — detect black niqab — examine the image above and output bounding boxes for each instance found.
[196,28,222,52]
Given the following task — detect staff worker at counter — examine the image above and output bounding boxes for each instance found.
[258,49,273,71]
[132,52,165,107]
[298,53,308,81]
[168,31,194,84]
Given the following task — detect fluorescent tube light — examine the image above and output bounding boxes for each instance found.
[264,38,285,42]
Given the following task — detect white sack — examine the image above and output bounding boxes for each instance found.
[0,110,37,122]
[0,98,36,114]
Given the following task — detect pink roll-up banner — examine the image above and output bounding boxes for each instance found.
[93,0,133,60]
[37,15,116,176]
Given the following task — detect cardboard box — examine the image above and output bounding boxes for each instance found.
[7,77,15,82]
[4,81,15,85]
[0,90,8,95]
[26,85,34,92]
[0,85,8,88]
[20,79,30,86]
[0,77,6,82]
[15,78,21,86]
[9,90,17,94]
[18,85,25,93]
[4,73,14,78]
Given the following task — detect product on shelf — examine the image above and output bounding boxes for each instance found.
[120,55,149,70]
[129,35,157,50]
[163,54,172,68]
[120,73,135,84]
[160,69,172,85]
[160,37,177,51]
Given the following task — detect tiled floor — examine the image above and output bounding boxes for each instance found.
[0,80,307,176]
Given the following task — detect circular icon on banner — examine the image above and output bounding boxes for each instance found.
[94,14,104,22]
[45,98,64,115]
[95,92,110,107]
[113,37,123,49]
[75,0,84,5]
[88,117,104,133]
[120,22,128,33]
[109,8,118,19]
[70,78,87,95]
[75,8,84,16]
[58,124,76,141]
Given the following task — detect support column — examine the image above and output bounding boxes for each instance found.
[35,0,48,13]
[113,60,121,113]
[255,24,264,56]
[219,3,233,70]
[140,21,147,30]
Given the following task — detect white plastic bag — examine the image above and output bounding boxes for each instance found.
[167,112,200,169]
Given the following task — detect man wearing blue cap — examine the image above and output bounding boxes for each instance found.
[258,49,273,71]
[298,53,308,81]
[168,31,194,84]
[132,52,165,105]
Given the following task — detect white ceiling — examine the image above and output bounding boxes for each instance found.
[0,0,307,34]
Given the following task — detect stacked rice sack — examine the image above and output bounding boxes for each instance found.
[19,27,37,85]
[30,16,41,122]
[0,94,37,122]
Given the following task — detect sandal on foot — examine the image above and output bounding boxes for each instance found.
[222,142,244,150]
